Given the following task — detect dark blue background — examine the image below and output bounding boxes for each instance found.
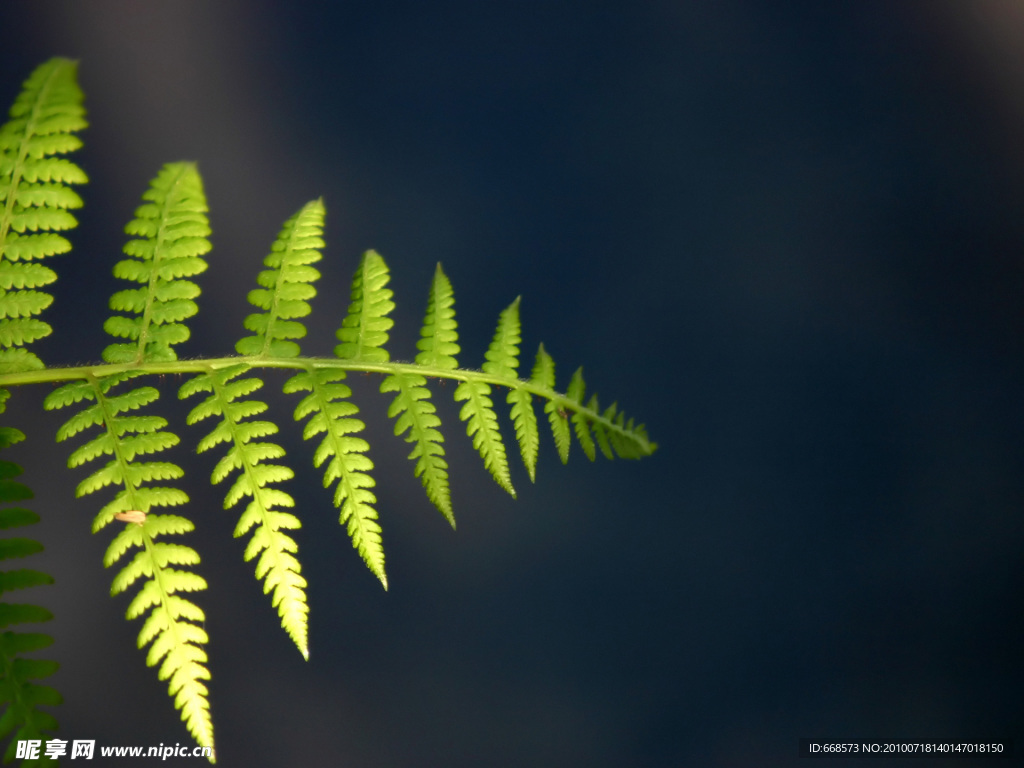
[1,1,1022,765]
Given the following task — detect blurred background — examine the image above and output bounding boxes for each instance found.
[1,1,1023,765]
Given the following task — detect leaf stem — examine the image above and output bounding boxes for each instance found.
[0,356,656,454]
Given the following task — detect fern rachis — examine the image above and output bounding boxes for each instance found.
[0,57,656,761]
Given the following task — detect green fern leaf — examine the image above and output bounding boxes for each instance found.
[0,445,60,765]
[0,428,21,452]
[482,297,521,380]
[565,367,597,461]
[0,56,662,766]
[508,385,539,482]
[0,289,52,319]
[237,199,325,358]
[560,367,656,461]
[45,374,213,755]
[0,319,50,348]
[285,369,386,588]
[380,372,453,526]
[9,157,84,185]
[531,343,570,464]
[587,395,615,460]
[379,264,459,526]
[102,162,210,364]
[334,250,394,362]
[604,403,654,460]
[0,57,87,375]
[453,300,523,497]
[415,264,460,370]
[0,262,55,291]
[454,379,514,498]
[482,297,539,481]
[181,365,308,659]
[103,516,213,755]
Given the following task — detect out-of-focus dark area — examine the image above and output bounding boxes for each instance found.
[1,1,1023,765]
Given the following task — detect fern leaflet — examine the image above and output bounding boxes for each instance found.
[531,343,571,464]
[335,249,394,362]
[45,374,214,757]
[453,299,525,497]
[285,369,385,587]
[380,264,459,526]
[181,365,308,659]
[0,426,60,767]
[236,198,325,358]
[566,368,596,461]
[103,162,210,364]
[487,297,540,482]
[105,514,211,757]
[415,264,459,370]
[0,57,87,375]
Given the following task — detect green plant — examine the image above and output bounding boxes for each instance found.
[0,57,657,762]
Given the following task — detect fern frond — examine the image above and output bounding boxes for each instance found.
[181,364,308,659]
[0,57,87,375]
[236,199,325,358]
[45,374,213,756]
[284,369,386,588]
[0,55,664,766]
[103,162,210,364]
[0,429,61,766]
[334,250,394,362]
